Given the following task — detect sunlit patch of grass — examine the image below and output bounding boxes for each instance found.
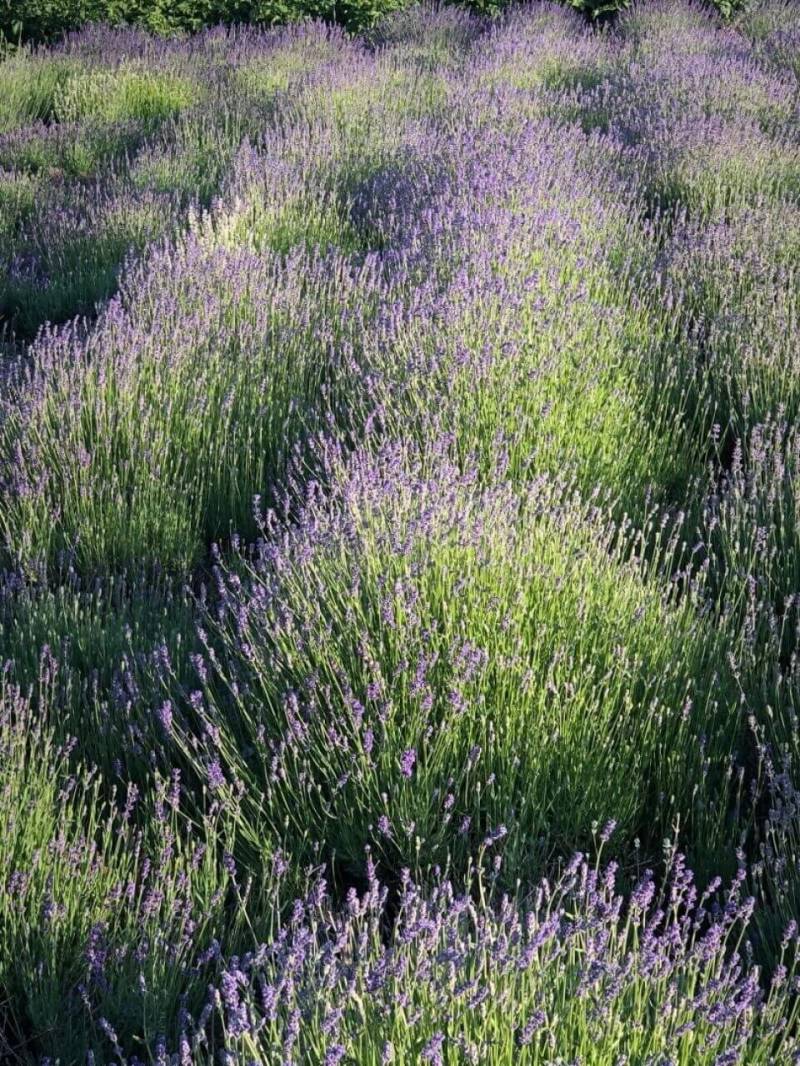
[53,66,198,126]
[232,25,358,105]
[480,51,613,95]
[214,101,430,260]
[0,169,38,242]
[0,53,75,133]
[394,266,697,517]
[627,118,800,223]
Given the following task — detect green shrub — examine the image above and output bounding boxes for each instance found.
[0,0,403,40]
[0,0,759,45]
[1,0,102,44]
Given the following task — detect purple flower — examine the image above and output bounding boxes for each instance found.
[207,758,225,791]
[86,924,108,987]
[598,819,617,845]
[482,824,507,848]
[421,1033,445,1066]
[518,1011,545,1046]
[156,699,173,735]
[400,748,417,778]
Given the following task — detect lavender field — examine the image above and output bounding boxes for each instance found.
[1,0,800,1061]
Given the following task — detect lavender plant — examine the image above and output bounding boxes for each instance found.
[0,52,75,133]
[657,200,800,452]
[170,441,740,887]
[0,682,277,1062]
[202,851,800,1066]
[1,4,800,1062]
[739,0,800,81]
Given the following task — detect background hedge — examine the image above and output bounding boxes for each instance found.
[0,0,747,44]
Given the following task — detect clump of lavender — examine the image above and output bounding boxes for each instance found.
[739,0,800,82]
[576,1,800,217]
[0,679,301,1062]
[698,416,800,755]
[174,439,739,885]
[476,2,618,105]
[0,26,451,572]
[0,23,377,340]
[0,226,381,572]
[368,100,700,516]
[0,51,76,133]
[655,199,800,453]
[202,850,800,1065]
[367,2,484,69]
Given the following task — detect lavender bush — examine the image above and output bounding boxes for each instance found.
[205,850,800,1065]
[2,2,800,1062]
[173,440,738,886]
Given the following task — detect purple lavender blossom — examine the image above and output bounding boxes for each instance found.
[399,748,417,779]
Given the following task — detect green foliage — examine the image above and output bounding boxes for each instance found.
[1,0,95,45]
[566,0,629,18]
[0,0,401,40]
[0,0,762,45]
[714,0,748,16]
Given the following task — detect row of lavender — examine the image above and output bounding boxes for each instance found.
[2,0,800,1061]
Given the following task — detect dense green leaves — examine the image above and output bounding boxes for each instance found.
[0,0,759,45]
